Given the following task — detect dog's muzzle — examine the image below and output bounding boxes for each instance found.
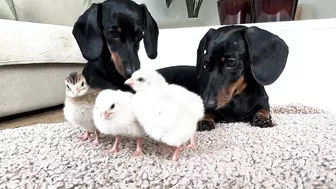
[203,94,217,111]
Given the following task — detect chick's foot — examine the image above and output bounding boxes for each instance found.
[79,131,92,141]
[132,138,144,157]
[184,136,196,150]
[92,130,101,146]
[105,136,120,154]
[172,146,182,161]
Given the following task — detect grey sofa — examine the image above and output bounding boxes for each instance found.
[0,0,107,117]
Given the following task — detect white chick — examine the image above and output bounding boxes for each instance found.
[124,69,204,161]
[93,89,145,156]
[63,72,101,146]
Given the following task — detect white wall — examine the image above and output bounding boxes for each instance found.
[137,18,336,113]
[299,0,336,20]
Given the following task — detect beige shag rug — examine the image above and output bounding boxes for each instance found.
[1,104,336,189]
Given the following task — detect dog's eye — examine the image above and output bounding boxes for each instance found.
[107,31,119,39]
[204,64,209,71]
[204,62,212,72]
[136,31,143,37]
[135,31,144,41]
[226,59,237,67]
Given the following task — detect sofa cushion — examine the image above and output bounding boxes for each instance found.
[12,0,105,26]
[0,0,16,20]
[0,19,86,67]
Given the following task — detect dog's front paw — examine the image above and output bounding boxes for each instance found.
[197,119,216,131]
[251,114,273,128]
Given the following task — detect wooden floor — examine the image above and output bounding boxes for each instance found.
[0,106,65,130]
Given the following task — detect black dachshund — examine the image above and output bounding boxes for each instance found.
[158,25,289,131]
[72,0,158,91]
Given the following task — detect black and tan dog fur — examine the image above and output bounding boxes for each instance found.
[158,25,289,131]
[72,0,158,92]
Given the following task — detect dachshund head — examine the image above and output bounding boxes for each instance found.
[196,25,289,111]
[72,0,159,79]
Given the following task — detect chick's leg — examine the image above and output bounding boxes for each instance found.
[105,136,120,154]
[92,130,101,146]
[132,138,144,156]
[184,135,196,150]
[163,144,175,151]
[172,146,182,161]
[79,131,91,141]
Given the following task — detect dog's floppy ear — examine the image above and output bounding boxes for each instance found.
[141,4,159,59]
[72,3,103,61]
[244,26,289,85]
[196,28,215,79]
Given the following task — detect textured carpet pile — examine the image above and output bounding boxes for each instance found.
[1,104,336,189]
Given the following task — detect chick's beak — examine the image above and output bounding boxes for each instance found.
[124,78,134,86]
[101,111,112,119]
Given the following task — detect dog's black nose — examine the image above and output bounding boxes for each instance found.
[123,59,140,79]
[204,99,217,111]
[204,101,216,111]
[124,70,133,79]
[203,93,217,111]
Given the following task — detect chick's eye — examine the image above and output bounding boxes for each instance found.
[137,77,144,82]
[110,104,115,109]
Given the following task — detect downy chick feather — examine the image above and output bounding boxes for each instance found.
[127,70,204,147]
[63,72,100,132]
[93,89,144,138]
